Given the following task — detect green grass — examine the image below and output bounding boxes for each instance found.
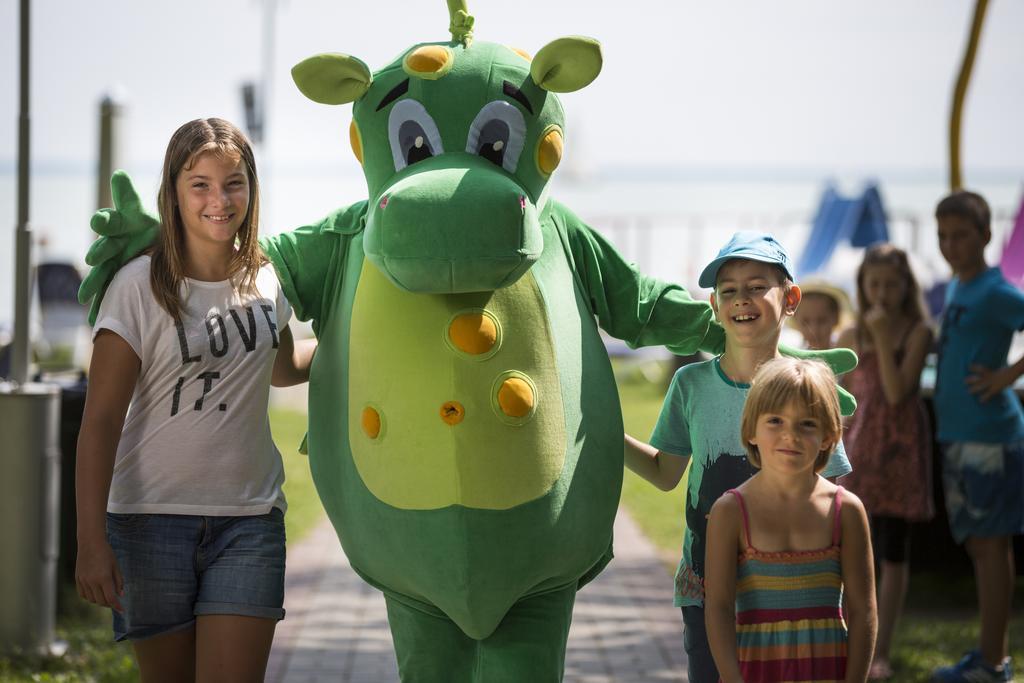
[271,407,326,544]
[0,611,137,683]
[887,614,1024,681]
[615,364,1024,681]
[0,409,323,682]
[618,370,689,562]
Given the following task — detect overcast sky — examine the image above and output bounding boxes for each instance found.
[1,0,1022,176]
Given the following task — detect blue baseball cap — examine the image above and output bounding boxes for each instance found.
[698,231,796,289]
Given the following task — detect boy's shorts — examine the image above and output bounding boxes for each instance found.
[107,508,286,642]
[681,606,720,683]
[941,440,1024,544]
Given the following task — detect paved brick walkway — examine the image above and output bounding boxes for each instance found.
[266,509,688,682]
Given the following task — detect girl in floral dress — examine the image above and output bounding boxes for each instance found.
[837,243,935,680]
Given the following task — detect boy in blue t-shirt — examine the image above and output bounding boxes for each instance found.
[932,191,1023,683]
[624,232,853,683]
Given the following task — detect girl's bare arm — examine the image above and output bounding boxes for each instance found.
[840,491,877,683]
[705,494,744,683]
[271,324,317,387]
[623,434,689,491]
[75,330,140,612]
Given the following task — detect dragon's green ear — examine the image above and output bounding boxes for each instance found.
[292,53,373,105]
[531,36,602,93]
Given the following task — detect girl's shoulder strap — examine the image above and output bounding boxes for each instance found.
[832,485,845,546]
[727,489,753,550]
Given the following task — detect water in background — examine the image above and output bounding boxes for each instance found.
[1,167,1021,330]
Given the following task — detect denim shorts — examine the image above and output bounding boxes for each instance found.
[107,508,286,642]
[941,440,1024,544]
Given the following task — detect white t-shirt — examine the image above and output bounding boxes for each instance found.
[94,255,291,515]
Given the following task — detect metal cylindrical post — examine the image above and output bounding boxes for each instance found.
[12,0,32,386]
[0,383,61,654]
[96,95,125,210]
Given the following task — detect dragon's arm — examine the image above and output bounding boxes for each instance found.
[553,203,721,356]
[259,201,368,336]
[554,204,858,415]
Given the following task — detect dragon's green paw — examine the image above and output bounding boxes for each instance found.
[836,385,857,417]
[778,343,858,416]
[780,344,858,376]
[79,171,159,325]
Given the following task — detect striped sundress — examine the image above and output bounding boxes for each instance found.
[727,487,848,683]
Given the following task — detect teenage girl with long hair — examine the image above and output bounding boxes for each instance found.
[75,118,314,682]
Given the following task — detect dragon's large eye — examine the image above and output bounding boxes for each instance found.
[388,99,444,171]
[465,101,526,173]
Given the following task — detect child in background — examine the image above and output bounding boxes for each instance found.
[704,357,876,683]
[792,280,852,350]
[836,244,934,680]
[931,191,1023,683]
[624,232,853,683]
[76,119,315,682]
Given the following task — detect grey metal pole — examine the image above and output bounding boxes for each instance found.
[0,383,60,653]
[1,0,63,656]
[96,94,124,210]
[11,0,31,385]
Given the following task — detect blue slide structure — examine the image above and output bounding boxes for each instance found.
[796,183,890,278]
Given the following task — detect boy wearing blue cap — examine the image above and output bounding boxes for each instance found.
[624,232,856,683]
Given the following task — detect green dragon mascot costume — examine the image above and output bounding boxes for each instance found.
[80,2,856,680]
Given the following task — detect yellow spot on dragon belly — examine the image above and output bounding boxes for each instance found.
[448,312,498,355]
[497,378,534,418]
[361,406,381,439]
[440,401,465,425]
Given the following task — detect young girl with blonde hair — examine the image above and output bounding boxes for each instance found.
[75,118,314,682]
[705,357,877,683]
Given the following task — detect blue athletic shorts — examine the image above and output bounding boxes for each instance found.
[941,440,1024,544]
[106,508,286,642]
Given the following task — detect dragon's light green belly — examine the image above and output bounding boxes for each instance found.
[347,261,566,510]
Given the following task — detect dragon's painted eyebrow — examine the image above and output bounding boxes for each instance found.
[502,81,533,115]
[376,79,410,112]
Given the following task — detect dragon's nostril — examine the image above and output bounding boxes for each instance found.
[519,196,526,210]
[380,196,389,210]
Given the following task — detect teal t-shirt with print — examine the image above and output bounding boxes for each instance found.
[649,357,852,608]
[935,267,1024,443]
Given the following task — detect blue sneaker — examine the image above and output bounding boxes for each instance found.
[932,651,1013,682]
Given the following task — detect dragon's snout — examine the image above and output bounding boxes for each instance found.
[363,155,542,294]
